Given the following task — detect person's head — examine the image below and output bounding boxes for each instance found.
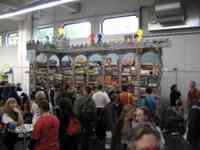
[83,86,92,95]
[145,87,153,95]
[190,80,196,89]
[127,123,161,150]
[97,84,103,91]
[38,100,49,114]
[170,84,177,91]
[35,90,47,102]
[58,97,73,114]
[109,90,119,103]
[122,85,128,92]
[135,107,152,123]
[4,97,18,112]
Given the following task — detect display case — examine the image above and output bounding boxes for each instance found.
[29,45,162,96]
[139,51,162,89]
[74,55,88,88]
[61,55,74,87]
[35,53,49,90]
[104,53,120,88]
[48,55,62,90]
[87,54,103,87]
[120,53,137,88]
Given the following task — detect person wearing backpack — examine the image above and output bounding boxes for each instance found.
[74,86,97,150]
[92,85,111,149]
[57,97,81,150]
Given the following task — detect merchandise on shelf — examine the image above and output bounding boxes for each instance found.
[28,42,162,96]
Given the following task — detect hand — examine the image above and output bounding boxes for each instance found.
[13,107,21,114]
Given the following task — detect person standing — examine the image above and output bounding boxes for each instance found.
[31,90,47,125]
[56,97,80,150]
[187,81,199,111]
[92,85,111,109]
[137,88,157,116]
[2,98,23,150]
[92,85,111,149]
[30,100,60,150]
[170,84,181,107]
[187,91,200,150]
[74,86,97,150]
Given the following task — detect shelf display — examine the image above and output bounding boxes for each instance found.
[88,54,103,86]
[121,53,137,87]
[139,51,161,88]
[104,53,120,87]
[74,55,88,88]
[35,53,49,89]
[29,45,162,96]
[48,55,60,72]
[61,55,74,86]
[48,55,62,90]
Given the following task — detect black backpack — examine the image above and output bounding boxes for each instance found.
[79,96,97,124]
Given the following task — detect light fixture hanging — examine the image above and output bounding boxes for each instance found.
[0,0,79,19]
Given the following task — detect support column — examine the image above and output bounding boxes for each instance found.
[17,14,33,93]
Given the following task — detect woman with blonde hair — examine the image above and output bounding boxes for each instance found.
[2,97,23,150]
[2,97,23,126]
[111,104,136,150]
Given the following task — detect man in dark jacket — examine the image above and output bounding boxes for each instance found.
[187,92,200,150]
[170,84,181,107]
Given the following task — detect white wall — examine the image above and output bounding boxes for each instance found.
[0,46,19,84]
[0,46,29,92]
[141,5,200,103]
[142,34,200,104]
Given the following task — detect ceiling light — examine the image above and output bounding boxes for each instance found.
[0,0,78,20]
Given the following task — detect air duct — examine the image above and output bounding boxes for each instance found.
[155,1,185,25]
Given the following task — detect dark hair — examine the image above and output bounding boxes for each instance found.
[127,123,161,149]
[85,86,92,95]
[58,97,73,114]
[38,100,49,112]
[122,85,128,91]
[145,87,153,94]
[97,84,103,90]
[56,97,74,137]
[170,84,177,91]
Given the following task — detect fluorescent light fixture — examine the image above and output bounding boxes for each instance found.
[0,0,78,19]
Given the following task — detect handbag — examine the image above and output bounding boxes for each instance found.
[66,117,81,136]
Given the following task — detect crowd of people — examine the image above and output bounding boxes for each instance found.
[0,80,199,150]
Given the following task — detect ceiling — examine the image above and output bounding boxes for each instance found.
[0,0,34,7]
[0,0,36,14]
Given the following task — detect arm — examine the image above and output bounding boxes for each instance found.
[104,93,111,105]
[13,108,23,125]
